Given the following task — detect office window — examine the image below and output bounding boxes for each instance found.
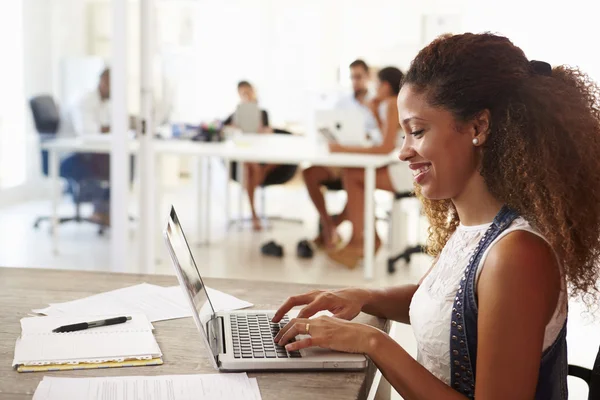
[0,1,26,188]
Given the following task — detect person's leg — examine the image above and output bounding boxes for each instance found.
[302,166,339,247]
[245,163,262,231]
[328,167,394,267]
[91,154,111,224]
[345,166,394,246]
[256,163,279,184]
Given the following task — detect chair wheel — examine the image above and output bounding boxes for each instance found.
[98,227,105,236]
[387,259,396,274]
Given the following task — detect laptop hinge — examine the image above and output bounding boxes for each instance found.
[207,316,226,362]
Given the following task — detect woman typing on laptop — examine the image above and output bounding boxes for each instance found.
[274,33,600,400]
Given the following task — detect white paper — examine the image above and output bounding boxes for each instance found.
[162,286,253,314]
[32,284,253,323]
[249,378,262,400]
[32,284,191,322]
[33,373,262,400]
[13,313,161,366]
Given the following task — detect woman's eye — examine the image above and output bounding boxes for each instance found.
[410,129,425,137]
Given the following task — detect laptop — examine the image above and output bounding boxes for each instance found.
[315,109,369,146]
[233,103,262,133]
[163,206,368,371]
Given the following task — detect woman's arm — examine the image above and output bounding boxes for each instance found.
[367,231,560,400]
[331,100,399,155]
[223,113,234,126]
[361,285,418,324]
[369,98,385,133]
[362,258,436,323]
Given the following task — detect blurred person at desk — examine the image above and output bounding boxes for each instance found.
[60,67,113,225]
[303,59,377,249]
[326,66,405,268]
[223,80,277,231]
[65,68,135,226]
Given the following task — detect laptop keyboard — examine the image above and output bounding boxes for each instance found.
[230,314,302,359]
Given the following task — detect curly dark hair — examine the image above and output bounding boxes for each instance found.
[377,67,404,95]
[404,33,600,303]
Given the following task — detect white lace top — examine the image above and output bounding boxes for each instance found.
[408,217,568,385]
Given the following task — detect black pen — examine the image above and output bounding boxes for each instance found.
[52,316,132,333]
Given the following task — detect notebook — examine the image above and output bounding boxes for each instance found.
[13,313,162,373]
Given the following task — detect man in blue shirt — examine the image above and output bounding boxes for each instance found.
[303,59,374,249]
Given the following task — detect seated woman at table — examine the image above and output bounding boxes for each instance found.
[223,80,277,231]
[272,33,600,400]
[323,66,405,267]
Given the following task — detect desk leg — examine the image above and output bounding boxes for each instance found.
[49,149,59,255]
[205,157,211,244]
[363,166,376,280]
[155,153,163,260]
[224,159,231,232]
[195,157,207,245]
[237,161,244,230]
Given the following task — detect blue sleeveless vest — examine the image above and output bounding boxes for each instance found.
[449,206,568,399]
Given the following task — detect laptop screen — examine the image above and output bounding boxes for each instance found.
[163,206,219,365]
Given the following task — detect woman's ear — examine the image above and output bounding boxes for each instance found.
[472,109,491,146]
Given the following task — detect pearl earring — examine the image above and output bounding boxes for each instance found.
[472,138,480,146]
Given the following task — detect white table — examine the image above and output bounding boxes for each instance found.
[42,135,399,279]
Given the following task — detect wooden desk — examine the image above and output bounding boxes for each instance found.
[0,268,387,400]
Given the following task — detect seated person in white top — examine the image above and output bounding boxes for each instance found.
[223,81,277,231]
[71,67,112,135]
[67,67,112,225]
[328,67,405,268]
[303,59,376,249]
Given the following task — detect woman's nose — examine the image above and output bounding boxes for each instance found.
[399,138,415,162]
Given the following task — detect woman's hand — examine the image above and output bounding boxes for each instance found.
[271,288,371,323]
[368,97,382,116]
[275,315,380,354]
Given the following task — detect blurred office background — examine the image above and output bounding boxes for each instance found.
[0,1,598,398]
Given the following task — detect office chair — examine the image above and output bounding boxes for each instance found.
[29,95,107,235]
[230,128,299,227]
[387,192,427,273]
[569,345,600,400]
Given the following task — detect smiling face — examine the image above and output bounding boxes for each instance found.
[238,85,257,103]
[397,84,486,200]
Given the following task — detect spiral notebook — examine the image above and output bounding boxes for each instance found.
[13,313,162,373]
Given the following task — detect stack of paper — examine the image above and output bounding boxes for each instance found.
[32,283,253,323]
[33,373,262,400]
[13,313,162,373]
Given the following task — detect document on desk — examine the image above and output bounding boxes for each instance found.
[32,283,253,323]
[161,285,253,313]
[13,313,162,369]
[33,374,262,400]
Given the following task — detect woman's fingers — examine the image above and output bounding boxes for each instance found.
[333,309,356,320]
[272,293,317,323]
[274,317,302,342]
[285,337,316,352]
[277,321,305,346]
[296,298,327,319]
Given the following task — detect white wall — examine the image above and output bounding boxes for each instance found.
[165,0,465,129]
[462,0,600,82]
[0,1,26,188]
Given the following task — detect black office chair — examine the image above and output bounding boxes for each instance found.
[569,345,600,400]
[387,191,426,273]
[230,128,299,226]
[29,95,107,234]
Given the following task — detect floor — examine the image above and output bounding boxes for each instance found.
[0,180,596,399]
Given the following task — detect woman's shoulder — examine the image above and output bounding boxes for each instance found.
[481,221,561,297]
